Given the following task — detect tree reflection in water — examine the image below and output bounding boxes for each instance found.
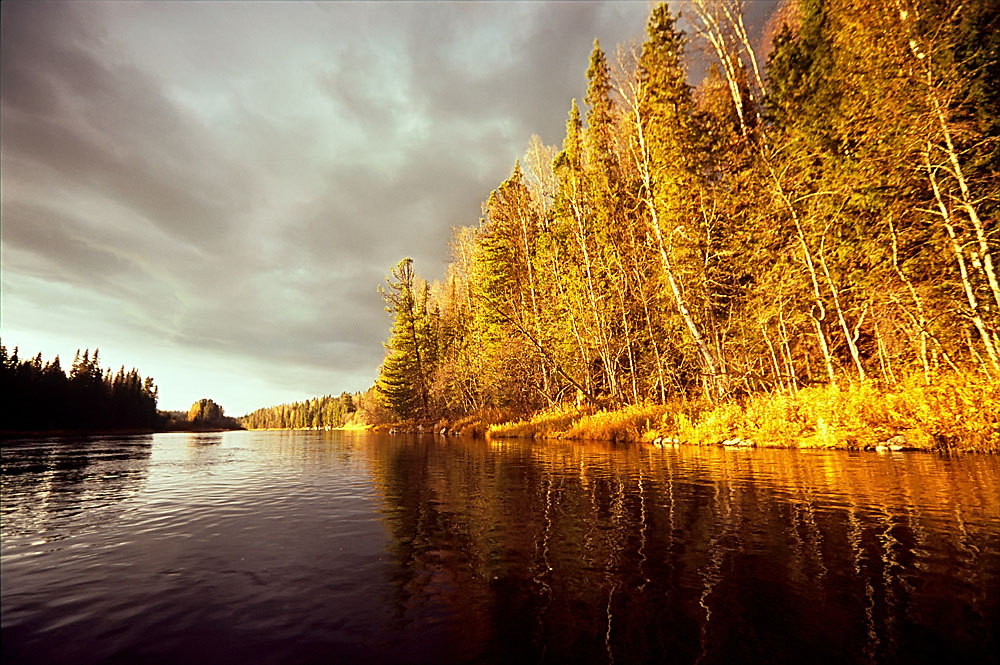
[1,432,995,665]
[369,435,999,665]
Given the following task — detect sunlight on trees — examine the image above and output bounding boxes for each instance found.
[371,0,998,443]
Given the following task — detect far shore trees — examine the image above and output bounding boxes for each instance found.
[187,398,225,424]
[1,343,159,431]
[240,392,362,429]
[185,398,244,430]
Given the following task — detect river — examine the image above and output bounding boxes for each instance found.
[2,430,997,664]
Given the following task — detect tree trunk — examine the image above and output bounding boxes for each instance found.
[818,241,867,382]
[770,168,837,386]
[889,216,931,384]
[633,114,723,397]
[927,153,1000,374]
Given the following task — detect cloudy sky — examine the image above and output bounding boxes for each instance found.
[1,1,774,415]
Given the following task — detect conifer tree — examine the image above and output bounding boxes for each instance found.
[585,40,617,176]
[635,3,726,396]
[552,99,619,401]
[0,342,158,430]
[377,258,433,419]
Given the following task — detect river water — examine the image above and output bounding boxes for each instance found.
[2,431,997,665]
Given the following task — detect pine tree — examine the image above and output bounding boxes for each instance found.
[585,40,617,176]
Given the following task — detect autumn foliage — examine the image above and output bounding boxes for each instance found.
[375,0,999,451]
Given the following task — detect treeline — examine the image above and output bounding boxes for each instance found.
[240,391,365,429]
[376,0,998,422]
[1,343,159,431]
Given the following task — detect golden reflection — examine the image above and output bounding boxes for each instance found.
[359,433,998,664]
[876,505,901,662]
[637,464,650,591]
[531,474,555,654]
[848,501,879,661]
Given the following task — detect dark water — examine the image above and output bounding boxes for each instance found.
[2,431,997,665]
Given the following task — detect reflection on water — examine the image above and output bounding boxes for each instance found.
[1,435,152,543]
[187,433,224,446]
[2,431,997,665]
[368,438,999,665]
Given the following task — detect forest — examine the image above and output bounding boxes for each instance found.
[240,392,370,430]
[1,343,160,432]
[374,0,999,450]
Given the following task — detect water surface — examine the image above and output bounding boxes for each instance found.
[2,431,998,664]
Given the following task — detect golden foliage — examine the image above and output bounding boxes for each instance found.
[730,373,999,451]
[564,404,669,442]
[483,372,999,452]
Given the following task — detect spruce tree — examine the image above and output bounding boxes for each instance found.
[377,258,433,419]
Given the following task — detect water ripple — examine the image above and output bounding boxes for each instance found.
[2,431,997,665]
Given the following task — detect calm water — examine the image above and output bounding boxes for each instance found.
[2,431,997,665]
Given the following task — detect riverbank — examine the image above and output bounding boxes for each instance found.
[375,373,994,453]
[485,373,999,453]
[241,373,998,453]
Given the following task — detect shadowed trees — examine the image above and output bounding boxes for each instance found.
[1,343,159,431]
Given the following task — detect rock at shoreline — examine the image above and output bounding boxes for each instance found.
[875,433,914,452]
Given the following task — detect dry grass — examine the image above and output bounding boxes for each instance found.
[488,402,679,442]
[488,404,587,439]
[481,371,999,452]
[450,409,514,438]
[563,403,670,442]
[655,372,999,452]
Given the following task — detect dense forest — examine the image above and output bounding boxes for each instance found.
[240,392,368,429]
[1,343,160,432]
[374,0,998,446]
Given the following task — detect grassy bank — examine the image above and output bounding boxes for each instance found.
[371,409,516,438]
[487,373,999,453]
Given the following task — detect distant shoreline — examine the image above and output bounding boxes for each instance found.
[239,424,373,432]
[0,423,380,439]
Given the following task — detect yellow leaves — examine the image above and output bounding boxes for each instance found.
[481,371,999,452]
[748,373,999,451]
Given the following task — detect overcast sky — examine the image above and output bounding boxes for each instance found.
[1,1,775,416]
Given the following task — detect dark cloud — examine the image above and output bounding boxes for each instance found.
[1,6,258,258]
[400,3,606,145]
